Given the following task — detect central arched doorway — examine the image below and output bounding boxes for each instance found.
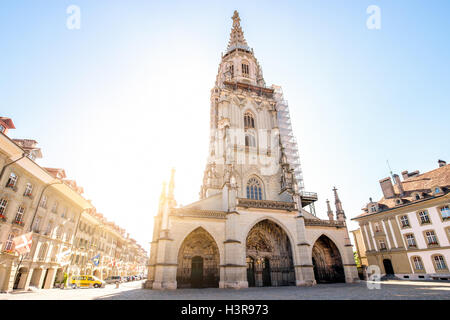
[312,235,345,283]
[177,227,220,288]
[246,219,295,287]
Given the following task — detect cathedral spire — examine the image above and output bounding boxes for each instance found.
[333,186,346,221]
[326,199,334,221]
[227,10,251,53]
[160,181,167,202]
[168,168,175,199]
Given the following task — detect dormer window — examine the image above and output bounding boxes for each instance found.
[434,187,442,194]
[0,124,5,133]
[370,205,377,213]
[396,199,402,205]
[414,193,421,200]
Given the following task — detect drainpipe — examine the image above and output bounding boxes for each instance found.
[0,152,27,183]
[29,180,63,232]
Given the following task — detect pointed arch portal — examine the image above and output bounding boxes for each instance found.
[311,235,345,283]
[246,219,295,287]
[176,228,220,288]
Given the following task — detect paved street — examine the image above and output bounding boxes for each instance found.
[1,280,450,300]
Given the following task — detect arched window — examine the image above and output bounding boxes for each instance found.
[247,177,263,200]
[245,134,256,147]
[242,62,250,77]
[244,112,255,129]
[228,64,234,78]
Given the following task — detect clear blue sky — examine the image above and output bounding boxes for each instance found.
[1,1,449,248]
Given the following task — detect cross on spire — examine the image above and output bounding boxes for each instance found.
[227,10,251,52]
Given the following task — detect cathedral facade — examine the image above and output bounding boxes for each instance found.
[145,11,359,290]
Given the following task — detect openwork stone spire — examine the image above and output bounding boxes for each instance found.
[227,11,251,52]
[333,186,346,220]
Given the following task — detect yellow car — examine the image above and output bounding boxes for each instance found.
[69,275,105,289]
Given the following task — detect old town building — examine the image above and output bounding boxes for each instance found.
[145,11,359,290]
[352,160,450,280]
[0,117,147,292]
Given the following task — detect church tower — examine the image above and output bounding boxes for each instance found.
[145,11,359,291]
[199,11,315,212]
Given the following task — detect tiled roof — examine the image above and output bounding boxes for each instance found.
[354,164,450,219]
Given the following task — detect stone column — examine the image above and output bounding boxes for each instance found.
[152,229,177,290]
[220,210,247,289]
[17,268,33,290]
[43,268,57,289]
[295,214,315,286]
[342,226,360,283]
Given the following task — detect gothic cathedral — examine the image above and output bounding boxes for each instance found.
[145,11,359,290]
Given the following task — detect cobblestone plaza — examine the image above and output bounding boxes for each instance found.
[1,280,449,300]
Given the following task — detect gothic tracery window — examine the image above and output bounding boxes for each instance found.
[244,112,255,129]
[242,62,249,77]
[247,177,263,200]
[245,134,256,147]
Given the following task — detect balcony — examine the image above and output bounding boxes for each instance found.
[24,193,34,200]
[304,219,345,228]
[13,220,24,227]
[237,198,296,211]
[6,184,17,192]
[299,191,318,208]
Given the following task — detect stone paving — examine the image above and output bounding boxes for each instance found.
[1,280,449,300]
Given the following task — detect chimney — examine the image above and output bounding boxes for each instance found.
[409,170,420,177]
[438,159,446,168]
[393,174,404,196]
[379,177,395,199]
[401,170,409,180]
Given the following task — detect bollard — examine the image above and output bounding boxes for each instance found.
[115,281,119,289]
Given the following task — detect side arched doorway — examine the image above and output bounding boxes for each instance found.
[311,235,345,283]
[246,219,295,287]
[176,228,220,288]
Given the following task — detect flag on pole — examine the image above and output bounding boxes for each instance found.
[12,232,33,255]
[91,254,100,266]
[56,248,72,266]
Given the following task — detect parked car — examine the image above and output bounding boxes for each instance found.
[104,276,123,284]
[69,275,105,289]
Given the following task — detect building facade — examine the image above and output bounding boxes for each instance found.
[352,160,450,280]
[144,11,359,290]
[0,118,147,292]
